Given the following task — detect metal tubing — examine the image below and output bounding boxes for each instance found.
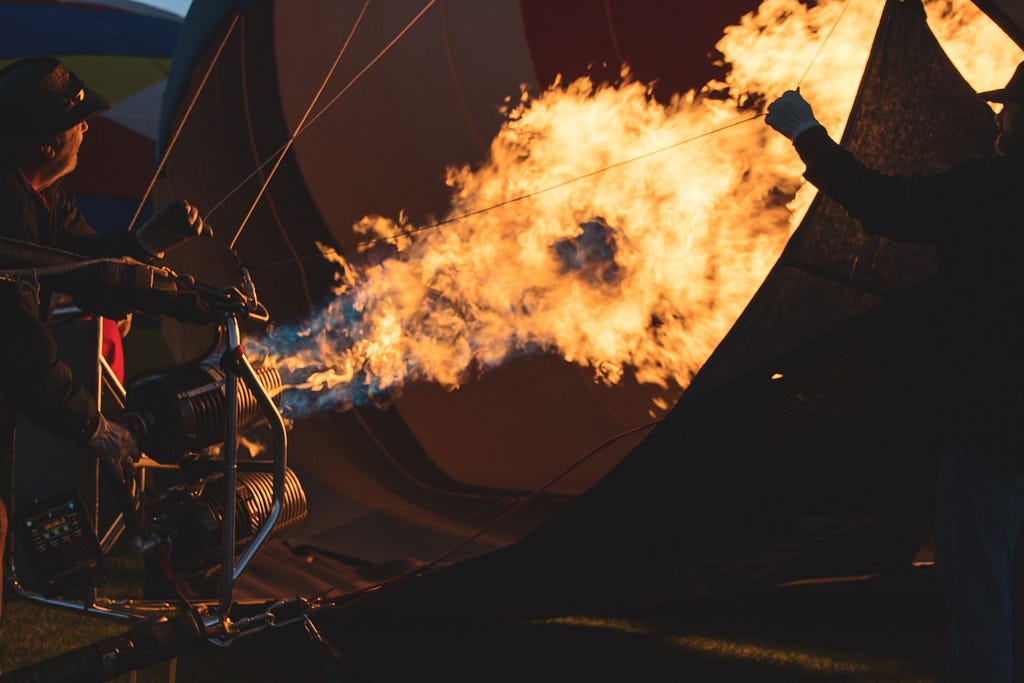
[98,340,130,553]
[98,353,127,411]
[6,290,294,630]
[91,317,103,528]
[231,350,287,581]
[87,315,104,610]
[204,596,315,647]
[219,314,241,616]
[9,579,148,623]
[99,512,126,552]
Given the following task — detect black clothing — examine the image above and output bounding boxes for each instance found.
[0,167,139,440]
[0,169,139,256]
[794,125,1024,470]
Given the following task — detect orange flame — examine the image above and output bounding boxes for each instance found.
[254,0,1021,417]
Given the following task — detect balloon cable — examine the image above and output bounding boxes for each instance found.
[208,0,439,240]
[227,0,374,249]
[249,0,855,270]
[294,0,440,142]
[127,11,244,233]
[274,0,859,609]
[251,112,765,271]
[338,0,855,253]
[797,0,855,89]
[325,416,664,610]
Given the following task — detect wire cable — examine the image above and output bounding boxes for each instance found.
[329,0,856,257]
[797,0,856,89]
[298,0,860,612]
[328,0,856,257]
[292,0,439,140]
[248,112,765,272]
[326,417,664,609]
[228,0,373,249]
[212,0,856,268]
[127,11,243,232]
[206,0,438,223]
[422,417,663,569]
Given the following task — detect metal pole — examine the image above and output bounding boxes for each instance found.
[91,316,103,528]
[97,343,130,552]
[87,315,104,610]
[231,350,286,580]
[219,314,241,617]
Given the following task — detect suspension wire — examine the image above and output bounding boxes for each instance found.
[304,0,860,614]
[292,0,438,140]
[207,0,438,224]
[228,0,373,249]
[214,0,854,264]
[329,0,856,256]
[797,0,856,89]
[334,408,661,583]
[249,112,765,272]
[127,11,243,232]
[127,0,857,621]
[326,417,665,609]
[329,495,523,593]
[334,113,764,250]
[235,20,315,311]
[205,143,281,220]
[295,414,661,586]
[422,417,663,568]
[320,0,856,258]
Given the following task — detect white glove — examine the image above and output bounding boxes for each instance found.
[86,413,141,487]
[136,198,211,259]
[765,89,821,141]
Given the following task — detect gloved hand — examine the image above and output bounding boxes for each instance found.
[86,413,141,488]
[765,88,821,141]
[136,198,212,260]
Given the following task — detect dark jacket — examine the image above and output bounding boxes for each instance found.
[794,125,1024,470]
[0,167,140,442]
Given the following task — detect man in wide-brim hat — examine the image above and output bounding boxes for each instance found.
[0,56,109,174]
[0,56,208,624]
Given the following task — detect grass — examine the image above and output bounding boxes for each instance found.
[0,564,945,682]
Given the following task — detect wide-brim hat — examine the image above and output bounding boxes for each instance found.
[979,61,1024,103]
[0,56,110,161]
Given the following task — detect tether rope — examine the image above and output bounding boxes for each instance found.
[227,0,373,249]
[205,0,438,225]
[249,112,765,271]
[126,11,243,232]
[307,0,858,608]
[128,0,856,612]
[245,0,856,271]
[323,417,665,608]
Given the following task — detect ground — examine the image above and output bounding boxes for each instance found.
[0,566,943,682]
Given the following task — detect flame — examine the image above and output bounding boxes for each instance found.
[923,0,1024,92]
[253,0,1021,418]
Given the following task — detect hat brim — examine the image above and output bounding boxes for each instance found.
[0,86,109,161]
[59,85,111,130]
[29,85,111,138]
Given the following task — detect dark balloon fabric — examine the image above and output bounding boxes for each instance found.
[315,0,1001,620]
[152,0,1011,617]
[153,0,764,602]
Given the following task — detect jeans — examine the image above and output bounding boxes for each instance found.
[935,444,1024,683]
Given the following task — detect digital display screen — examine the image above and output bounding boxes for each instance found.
[15,490,104,595]
[25,502,83,548]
